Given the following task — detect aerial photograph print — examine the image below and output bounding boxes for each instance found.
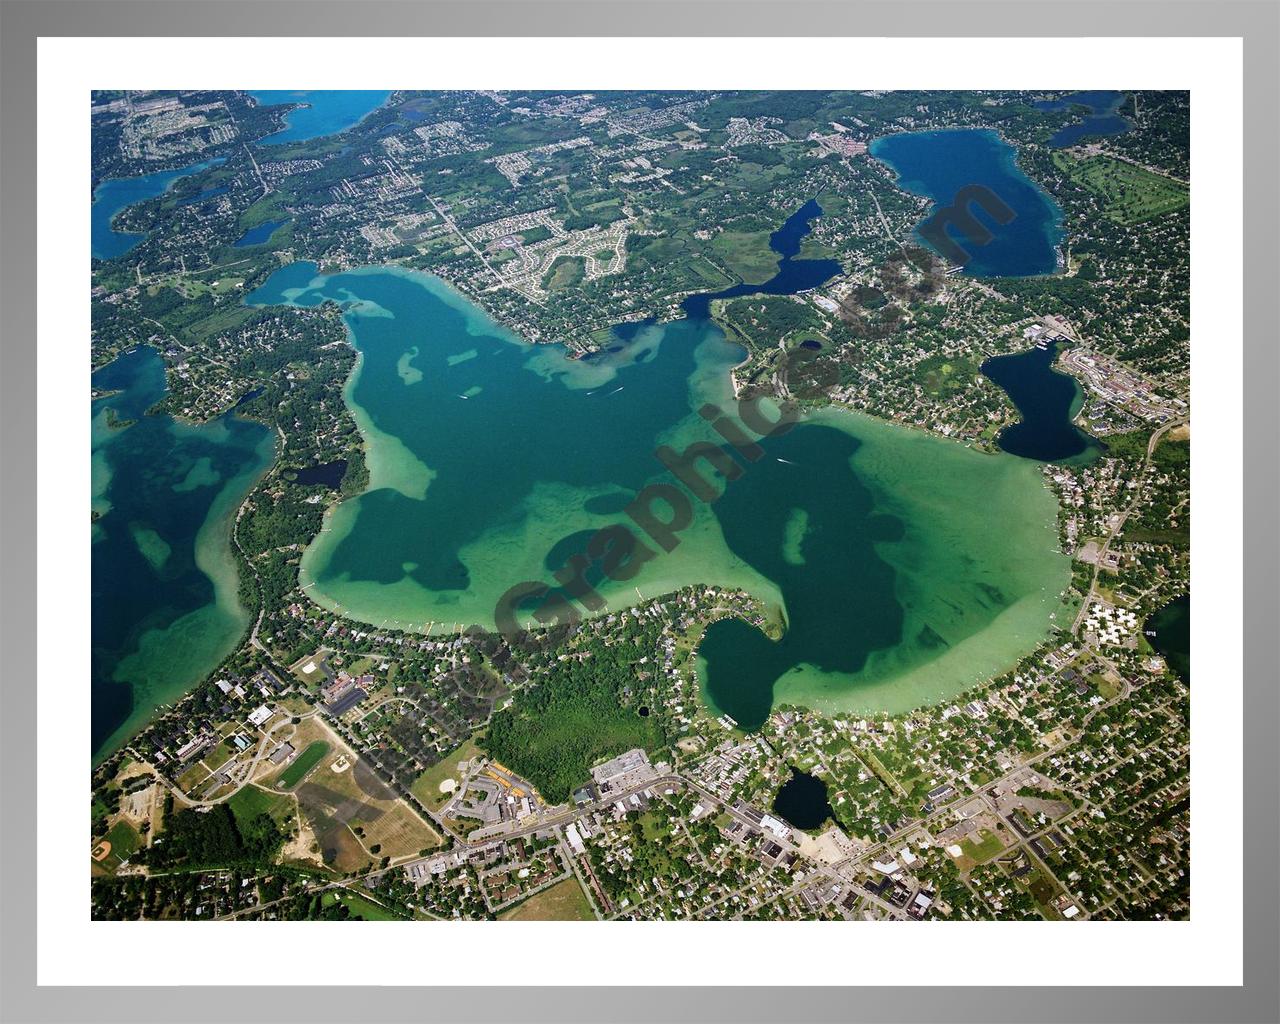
[89,88,1191,924]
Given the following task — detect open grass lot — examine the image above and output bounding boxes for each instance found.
[293,738,442,866]
[798,237,838,261]
[357,802,443,860]
[686,255,735,289]
[278,694,313,716]
[320,825,371,874]
[1027,871,1060,909]
[321,888,410,921]
[175,762,207,792]
[708,229,781,285]
[627,233,686,272]
[345,655,378,676]
[498,877,595,921]
[542,255,585,292]
[227,783,296,830]
[1053,152,1188,225]
[276,740,330,789]
[288,649,333,686]
[409,736,484,811]
[624,230,734,294]
[638,809,673,843]
[1091,671,1123,701]
[912,354,979,398]
[959,829,1007,866]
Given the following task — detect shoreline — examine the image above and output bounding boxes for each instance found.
[96,165,1080,748]
[91,423,275,766]
[165,162,1073,724]
[869,125,1068,280]
[90,346,277,764]
[263,264,1067,734]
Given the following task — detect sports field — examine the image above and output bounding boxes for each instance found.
[91,819,141,874]
[276,740,330,788]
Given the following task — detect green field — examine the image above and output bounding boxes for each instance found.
[913,354,979,398]
[409,736,483,811]
[276,741,330,789]
[321,888,410,921]
[627,234,686,274]
[1052,152,1188,225]
[638,809,672,842]
[686,257,734,289]
[708,229,781,285]
[959,829,1006,865]
[542,255,585,292]
[94,819,142,873]
[228,783,296,829]
[519,224,553,245]
[237,193,293,233]
[498,877,595,921]
[798,237,838,261]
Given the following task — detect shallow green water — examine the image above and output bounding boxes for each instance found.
[247,260,1069,725]
[92,346,274,759]
[249,263,784,634]
[700,406,1070,724]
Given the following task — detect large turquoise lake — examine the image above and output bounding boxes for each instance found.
[248,238,1069,727]
[92,347,273,758]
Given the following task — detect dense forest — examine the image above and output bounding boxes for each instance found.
[482,618,668,803]
[144,801,285,871]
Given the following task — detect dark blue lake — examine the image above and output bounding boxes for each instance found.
[234,219,288,248]
[681,198,842,318]
[1034,90,1126,113]
[981,341,1101,463]
[870,128,1063,277]
[1145,594,1189,683]
[772,768,834,831]
[1035,91,1132,148]
[250,90,391,144]
[92,158,224,260]
[287,459,348,490]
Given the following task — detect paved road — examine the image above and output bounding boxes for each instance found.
[155,711,309,809]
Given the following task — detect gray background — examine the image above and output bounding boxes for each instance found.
[1,2,1276,1022]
